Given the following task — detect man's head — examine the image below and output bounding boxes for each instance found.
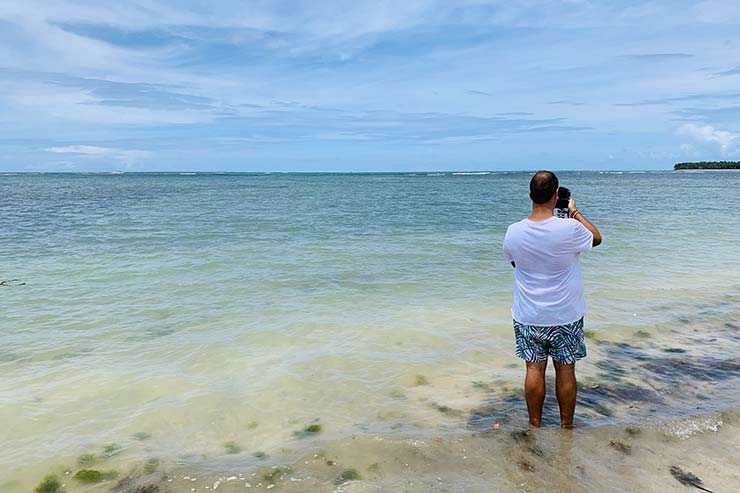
[529,170,558,205]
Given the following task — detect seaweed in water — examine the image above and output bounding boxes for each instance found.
[77,454,98,467]
[334,469,361,484]
[415,374,430,386]
[670,466,715,493]
[511,429,532,443]
[263,466,290,483]
[132,487,161,493]
[224,441,242,454]
[517,460,535,472]
[0,279,26,286]
[433,403,463,417]
[625,426,641,436]
[73,469,118,483]
[142,458,160,474]
[294,424,322,437]
[34,475,62,493]
[102,443,121,456]
[609,440,632,454]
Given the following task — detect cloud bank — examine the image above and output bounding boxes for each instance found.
[1,1,740,170]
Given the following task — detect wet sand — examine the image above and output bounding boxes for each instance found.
[14,307,740,493]
[75,407,740,492]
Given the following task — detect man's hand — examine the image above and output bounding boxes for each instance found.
[568,197,602,247]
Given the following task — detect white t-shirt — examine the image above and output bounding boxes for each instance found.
[502,216,593,326]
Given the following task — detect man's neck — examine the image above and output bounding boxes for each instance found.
[529,204,555,222]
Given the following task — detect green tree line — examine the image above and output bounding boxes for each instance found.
[674,161,740,170]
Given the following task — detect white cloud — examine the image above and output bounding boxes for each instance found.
[677,123,740,155]
[46,145,152,167]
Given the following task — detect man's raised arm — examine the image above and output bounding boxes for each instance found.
[568,198,602,247]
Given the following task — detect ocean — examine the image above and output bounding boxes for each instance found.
[2,171,739,492]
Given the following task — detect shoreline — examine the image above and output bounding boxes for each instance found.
[34,403,739,493]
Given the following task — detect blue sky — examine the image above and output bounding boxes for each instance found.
[1,0,739,171]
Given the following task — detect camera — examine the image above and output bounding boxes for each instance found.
[554,187,570,218]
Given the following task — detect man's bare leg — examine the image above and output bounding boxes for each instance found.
[553,361,577,428]
[524,360,548,427]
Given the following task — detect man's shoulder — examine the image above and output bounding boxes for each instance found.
[506,218,528,229]
[504,219,528,237]
[544,217,579,231]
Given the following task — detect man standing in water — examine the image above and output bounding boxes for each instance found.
[502,171,602,428]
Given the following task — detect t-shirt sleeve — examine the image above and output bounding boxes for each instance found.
[572,220,593,253]
[502,228,514,262]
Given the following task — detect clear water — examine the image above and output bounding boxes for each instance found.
[1,171,739,492]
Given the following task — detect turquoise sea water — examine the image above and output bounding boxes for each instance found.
[2,171,740,492]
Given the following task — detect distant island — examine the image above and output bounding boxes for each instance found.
[674,161,740,170]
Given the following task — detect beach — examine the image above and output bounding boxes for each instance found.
[2,171,739,492]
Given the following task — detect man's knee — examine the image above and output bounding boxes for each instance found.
[525,360,548,375]
[553,361,575,373]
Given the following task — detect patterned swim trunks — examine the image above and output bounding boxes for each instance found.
[513,317,587,364]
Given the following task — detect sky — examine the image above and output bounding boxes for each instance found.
[1,0,740,172]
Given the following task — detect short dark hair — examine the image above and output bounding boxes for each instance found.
[529,170,558,204]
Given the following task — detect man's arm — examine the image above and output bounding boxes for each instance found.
[568,198,602,247]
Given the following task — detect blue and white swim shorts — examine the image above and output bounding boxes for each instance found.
[513,317,587,364]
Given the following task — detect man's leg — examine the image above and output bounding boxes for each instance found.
[524,360,548,427]
[553,361,577,428]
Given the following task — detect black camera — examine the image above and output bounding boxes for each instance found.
[554,187,570,218]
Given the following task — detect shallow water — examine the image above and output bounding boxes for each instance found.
[1,171,739,492]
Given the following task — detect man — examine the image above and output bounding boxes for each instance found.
[502,170,602,428]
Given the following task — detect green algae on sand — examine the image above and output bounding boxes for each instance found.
[34,475,63,493]
[335,468,361,484]
[143,458,160,474]
[414,374,430,386]
[224,441,242,454]
[102,443,121,456]
[73,469,118,483]
[295,424,322,437]
[77,453,98,467]
[263,466,290,483]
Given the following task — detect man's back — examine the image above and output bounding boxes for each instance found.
[503,217,593,326]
